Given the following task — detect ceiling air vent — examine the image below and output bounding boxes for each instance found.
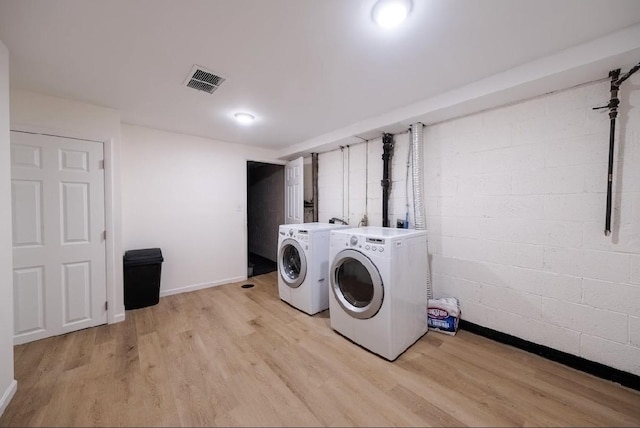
[184,65,226,94]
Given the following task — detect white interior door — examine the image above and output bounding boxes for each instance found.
[284,156,303,224]
[11,131,107,345]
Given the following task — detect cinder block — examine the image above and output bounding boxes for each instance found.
[543,134,608,168]
[633,194,640,226]
[448,133,476,153]
[580,334,640,376]
[540,322,581,356]
[440,216,458,237]
[631,256,640,285]
[583,221,640,254]
[457,301,489,326]
[506,267,582,303]
[480,240,544,269]
[543,247,630,283]
[425,197,441,216]
[512,166,585,195]
[620,160,640,192]
[480,217,541,244]
[583,160,609,193]
[454,217,482,239]
[540,107,589,140]
[542,220,584,248]
[542,297,628,344]
[482,195,545,220]
[483,308,545,345]
[484,122,515,145]
[435,256,505,287]
[480,284,542,320]
[583,278,640,317]
[438,274,482,303]
[441,236,484,260]
[458,173,511,196]
[441,195,484,218]
[442,151,484,176]
[425,215,442,235]
[480,145,545,173]
[630,316,640,348]
[543,194,602,221]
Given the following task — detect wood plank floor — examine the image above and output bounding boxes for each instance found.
[2,271,640,427]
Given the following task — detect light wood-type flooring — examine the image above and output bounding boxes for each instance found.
[2,271,640,427]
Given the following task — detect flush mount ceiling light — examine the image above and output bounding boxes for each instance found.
[372,0,411,29]
[234,112,255,124]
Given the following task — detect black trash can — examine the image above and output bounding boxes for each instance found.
[123,248,164,310]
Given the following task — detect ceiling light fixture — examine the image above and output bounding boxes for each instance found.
[372,0,411,29]
[234,112,255,124]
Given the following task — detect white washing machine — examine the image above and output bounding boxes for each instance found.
[328,226,429,361]
[278,222,348,315]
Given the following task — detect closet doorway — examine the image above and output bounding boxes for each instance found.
[246,161,284,277]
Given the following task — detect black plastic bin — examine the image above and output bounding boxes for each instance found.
[123,248,164,310]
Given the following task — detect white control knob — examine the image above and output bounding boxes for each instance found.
[350,236,358,246]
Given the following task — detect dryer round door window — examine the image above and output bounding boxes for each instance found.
[279,238,307,288]
[330,249,383,319]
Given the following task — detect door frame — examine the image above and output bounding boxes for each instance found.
[244,158,285,279]
[10,124,121,324]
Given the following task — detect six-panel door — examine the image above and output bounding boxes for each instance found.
[11,131,107,345]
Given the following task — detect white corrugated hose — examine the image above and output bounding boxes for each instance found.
[411,122,433,300]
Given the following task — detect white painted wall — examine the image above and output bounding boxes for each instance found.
[318,77,640,375]
[9,90,125,323]
[121,124,280,296]
[0,39,17,417]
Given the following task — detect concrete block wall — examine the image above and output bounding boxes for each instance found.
[425,75,640,376]
[318,74,640,375]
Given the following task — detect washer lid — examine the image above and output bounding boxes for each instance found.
[278,238,307,288]
[330,249,383,319]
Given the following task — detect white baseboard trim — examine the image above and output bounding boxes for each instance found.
[159,276,247,298]
[0,379,17,418]
[112,312,125,324]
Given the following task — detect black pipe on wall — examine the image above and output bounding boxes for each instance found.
[312,153,319,222]
[381,133,394,227]
[593,60,640,236]
[604,69,620,236]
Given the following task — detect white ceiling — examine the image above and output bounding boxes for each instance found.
[1,0,640,151]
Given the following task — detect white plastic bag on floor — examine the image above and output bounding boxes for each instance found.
[427,297,460,335]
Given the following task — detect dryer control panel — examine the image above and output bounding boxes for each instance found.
[293,230,308,241]
[344,235,387,254]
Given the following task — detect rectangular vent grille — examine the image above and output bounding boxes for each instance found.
[184,65,226,94]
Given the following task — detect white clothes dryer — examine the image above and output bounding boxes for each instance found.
[328,227,429,361]
[278,222,348,315]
